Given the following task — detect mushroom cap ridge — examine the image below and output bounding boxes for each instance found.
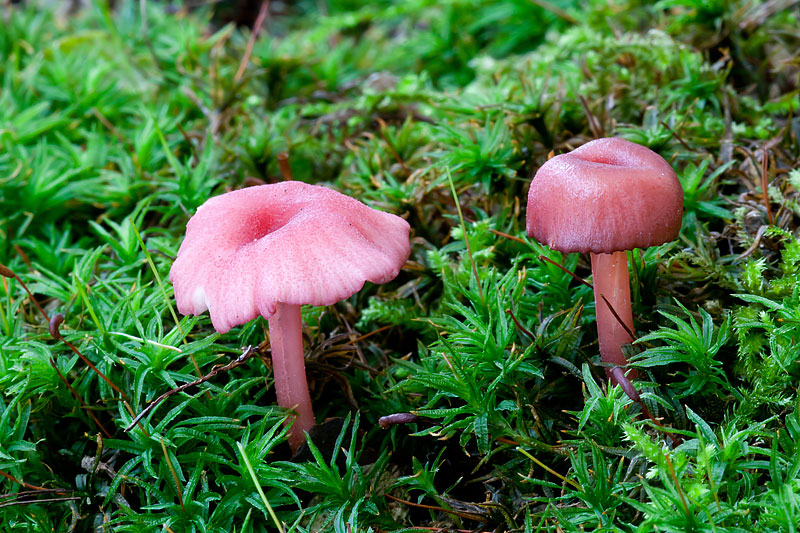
[526,138,684,254]
[169,182,411,333]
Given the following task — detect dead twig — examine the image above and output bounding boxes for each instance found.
[376,117,409,174]
[599,294,637,342]
[660,120,697,153]
[0,496,81,509]
[537,255,593,289]
[490,228,527,245]
[0,488,72,502]
[125,344,264,431]
[0,470,47,492]
[535,256,637,346]
[505,308,536,341]
[736,224,769,260]
[234,0,270,83]
[384,493,488,523]
[50,314,129,401]
[761,146,774,225]
[528,0,577,24]
[578,95,603,138]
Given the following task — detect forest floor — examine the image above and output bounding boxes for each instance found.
[2,0,800,531]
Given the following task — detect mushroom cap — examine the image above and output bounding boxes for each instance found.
[526,138,683,254]
[169,182,411,333]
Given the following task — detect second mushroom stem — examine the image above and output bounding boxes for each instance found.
[590,251,638,383]
[268,302,316,451]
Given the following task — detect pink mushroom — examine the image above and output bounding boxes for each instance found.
[169,181,410,450]
[526,138,683,383]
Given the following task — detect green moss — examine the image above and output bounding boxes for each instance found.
[2,0,800,530]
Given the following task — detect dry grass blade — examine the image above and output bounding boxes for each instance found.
[160,437,184,512]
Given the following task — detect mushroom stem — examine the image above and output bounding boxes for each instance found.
[268,302,315,451]
[590,251,637,384]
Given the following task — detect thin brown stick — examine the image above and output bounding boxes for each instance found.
[0,488,71,502]
[490,228,527,245]
[408,526,489,533]
[176,123,199,160]
[578,94,602,138]
[234,0,270,83]
[528,0,577,24]
[537,255,593,289]
[53,360,113,438]
[534,256,638,360]
[447,172,484,302]
[0,265,50,324]
[0,496,81,509]
[0,470,47,491]
[641,403,681,446]
[659,120,697,153]
[665,453,690,515]
[12,245,31,270]
[384,493,487,523]
[536,255,636,384]
[50,314,129,401]
[277,152,293,181]
[376,117,408,174]
[599,294,637,342]
[761,146,774,225]
[90,107,127,144]
[123,401,150,437]
[506,308,536,340]
[160,437,185,511]
[347,324,392,344]
[125,344,262,431]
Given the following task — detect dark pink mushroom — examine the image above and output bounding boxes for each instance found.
[526,138,683,383]
[170,181,410,450]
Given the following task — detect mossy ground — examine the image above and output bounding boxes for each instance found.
[1,0,800,531]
